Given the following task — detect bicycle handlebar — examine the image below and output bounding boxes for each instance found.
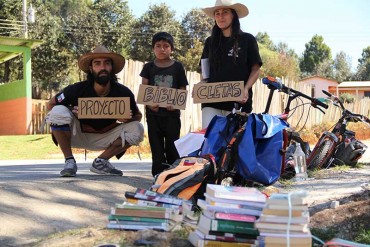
[322,90,370,126]
[262,77,328,110]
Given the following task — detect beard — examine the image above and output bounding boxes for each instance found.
[92,70,111,85]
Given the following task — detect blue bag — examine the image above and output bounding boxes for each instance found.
[200,114,241,163]
[235,113,288,185]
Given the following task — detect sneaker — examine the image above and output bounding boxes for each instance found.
[60,159,77,177]
[90,158,123,176]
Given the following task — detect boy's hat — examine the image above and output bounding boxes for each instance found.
[78,45,125,74]
[202,0,249,19]
[152,32,174,49]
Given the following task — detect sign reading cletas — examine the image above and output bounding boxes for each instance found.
[192,81,244,103]
[78,97,131,119]
[137,84,188,110]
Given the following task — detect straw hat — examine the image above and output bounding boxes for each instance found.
[78,45,125,74]
[202,0,249,19]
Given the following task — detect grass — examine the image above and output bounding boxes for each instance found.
[0,134,152,160]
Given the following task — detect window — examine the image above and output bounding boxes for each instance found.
[311,84,315,97]
[365,91,370,98]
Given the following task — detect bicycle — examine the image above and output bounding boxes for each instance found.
[214,77,328,185]
[306,90,370,170]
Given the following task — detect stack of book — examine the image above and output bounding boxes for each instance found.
[254,191,312,247]
[107,188,184,231]
[188,184,267,247]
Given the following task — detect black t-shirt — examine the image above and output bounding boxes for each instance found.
[201,32,262,112]
[54,80,139,131]
[140,60,189,117]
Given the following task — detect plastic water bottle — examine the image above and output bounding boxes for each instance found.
[293,143,308,181]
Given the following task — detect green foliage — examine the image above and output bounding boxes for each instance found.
[177,39,203,72]
[300,35,332,77]
[256,32,275,50]
[333,51,352,82]
[339,93,356,103]
[259,43,300,81]
[353,46,370,81]
[311,227,338,242]
[355,228,370,244]
[129,3,183,62]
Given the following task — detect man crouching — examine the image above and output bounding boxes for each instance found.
[46,45,144,177]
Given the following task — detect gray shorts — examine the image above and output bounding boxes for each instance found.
[45,105,144,151]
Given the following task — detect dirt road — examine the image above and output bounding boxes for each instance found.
[0,141,369,246]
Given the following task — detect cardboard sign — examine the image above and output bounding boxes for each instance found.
[192,81,244,103]
[78,97,131,119]
[137,84,188,110]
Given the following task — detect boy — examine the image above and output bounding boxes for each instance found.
[140,32,189,177]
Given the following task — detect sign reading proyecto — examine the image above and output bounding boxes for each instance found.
[78,97,130,119]
[192,81,244,103]
[137,84,188,110]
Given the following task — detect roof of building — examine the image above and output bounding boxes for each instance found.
[338,81,370,88]
[300,75,338,83]
[0,36,43,63]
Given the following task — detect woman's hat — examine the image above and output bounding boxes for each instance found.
[78,45,125,74]
[202,0,249,19]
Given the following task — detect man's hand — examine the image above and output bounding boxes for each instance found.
[71,106,79,118]
[117,110,133,123]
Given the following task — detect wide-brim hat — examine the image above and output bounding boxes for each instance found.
[202,0,249,19]
[78,45,125,74]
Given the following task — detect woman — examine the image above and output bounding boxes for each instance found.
[200,0,262,128]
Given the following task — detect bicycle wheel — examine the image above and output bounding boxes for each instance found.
[307,139,334,170]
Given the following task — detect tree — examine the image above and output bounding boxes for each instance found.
[179,8,213,71]
[333,51,352,82]
[181,8,213,44]
[177,39,203,72]
[129,3,183,62]
[91,0,134,58]
[353,46,370,81]
[300,35,332,77]
[256,32,275,51]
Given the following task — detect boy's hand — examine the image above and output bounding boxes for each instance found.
[148,105,159,112]
[166,106,175,111]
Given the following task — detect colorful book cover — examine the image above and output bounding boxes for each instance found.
[206,184,266,203]
[194,229,258,244]
[126,188,184,206]
[203,211,257,223]
[188,231,257,247]
[198,214,259,235]
[197,199,262,217]
[108,215,169,223]
[205,193,266,208]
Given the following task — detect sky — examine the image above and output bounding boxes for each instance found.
[127,0,370,71]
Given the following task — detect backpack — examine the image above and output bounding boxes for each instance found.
[234,113,288,185]
[151,155,217,204]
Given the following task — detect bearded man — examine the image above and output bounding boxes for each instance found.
[46,45,144,177]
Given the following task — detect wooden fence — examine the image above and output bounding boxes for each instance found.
[31,59,370,135]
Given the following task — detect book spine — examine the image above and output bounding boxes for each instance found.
[127,198,182,210]
[210,219,257,234]
[214,212,257,222]
[108,215,168,223]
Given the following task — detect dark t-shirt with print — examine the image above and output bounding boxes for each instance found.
[140,60,189,117]
[54,80,139,131]
[201,32,262,112]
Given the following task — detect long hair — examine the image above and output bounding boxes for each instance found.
[209,9,242,70]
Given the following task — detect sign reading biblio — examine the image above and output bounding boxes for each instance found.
[193,81,244,103]
[78,97,131,119]
[137,84,188,110]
